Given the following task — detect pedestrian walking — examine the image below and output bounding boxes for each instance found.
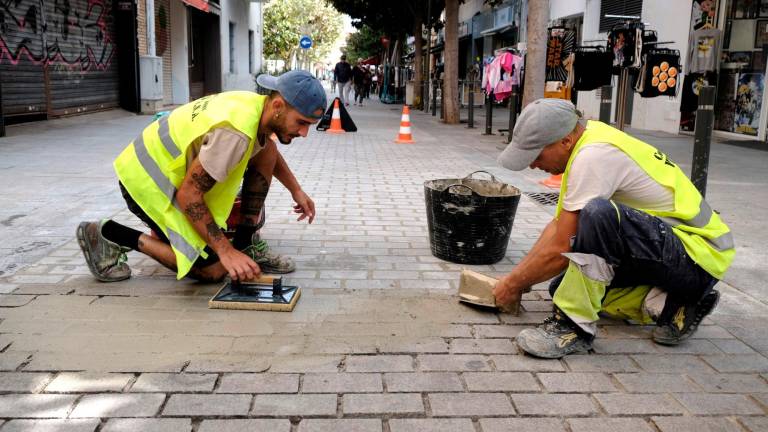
[334,54,353,106]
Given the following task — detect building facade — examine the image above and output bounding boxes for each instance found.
[0,0,265,124]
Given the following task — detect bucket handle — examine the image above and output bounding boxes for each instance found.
[464,170,498,183]
[442,183,477,197]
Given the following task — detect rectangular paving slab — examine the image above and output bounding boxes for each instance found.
[342,393,424,415]
[428,393,514,416]
[162,394,251,417]
[251,394,337,417]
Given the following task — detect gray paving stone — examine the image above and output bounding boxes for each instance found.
[343,393,423,415]
[0,352,30,371]
[216,373,299,393]
[428,393,514,416]
[652,416,745,432]
[564,355,640,372]
[474,325,526,338]
[710,339,758,354]
[536,372,617,392]
[198,419,291,432]
[673,393,764,415]
[0,419,100,432]
[511,394,596,416]
[614,373,701,393]
[0,394,78,418]
[129,373,216,393]
[345,355,413,372]
[463,372,540,392]
[568,418,654,432]
[417,355,490,371]
[251,394,337,416]
[384,373,463,392]
[388,418,474,432]
[739,416,768,432]
[102,418,193,432]
[490,355,565,372]
[450,338,517,354]
[70,394,165,418]
[302,373,382,393]
[268,355,343,373]
[0,372,52,392]
[479,418,566,432]
[298,419,381,432]
[593,394,686,415]
[162,394,251,417]
[591,338,660,354]
[688,373,768,393]
[185,357,270,373]
[631,354,714,373]
[702,354,768,373]
[45,373,133,393]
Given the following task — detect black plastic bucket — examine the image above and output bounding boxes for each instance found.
[424,171,521,264]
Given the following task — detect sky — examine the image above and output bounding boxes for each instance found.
[326,14,355,66]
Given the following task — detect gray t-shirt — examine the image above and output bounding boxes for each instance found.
[688,29,721,74]
[185,128,263,182]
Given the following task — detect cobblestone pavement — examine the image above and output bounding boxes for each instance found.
[0,93,767,431]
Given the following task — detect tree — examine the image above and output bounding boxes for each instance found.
[345,25,384,63]
[263,0,344,70]
[522,0,549,107]
[443,0,460,123]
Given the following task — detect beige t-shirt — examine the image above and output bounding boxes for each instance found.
[185,127,263,182]
[562,143,675,213]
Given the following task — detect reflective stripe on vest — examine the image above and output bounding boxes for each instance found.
[555,120,734,279]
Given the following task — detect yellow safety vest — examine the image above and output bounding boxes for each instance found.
[114,91,266,279]
[555,120,735,279]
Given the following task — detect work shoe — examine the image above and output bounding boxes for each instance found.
[76,221,131,282]
[652,290,720,346]
[516,309,593,358]
[241,238,295,274]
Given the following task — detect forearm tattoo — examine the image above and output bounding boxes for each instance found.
[185,202,208,222]
[241,170,270,222]
[191,170,217,192]
[206,221,224,242]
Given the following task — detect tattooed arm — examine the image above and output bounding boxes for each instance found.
[177,157,260,280]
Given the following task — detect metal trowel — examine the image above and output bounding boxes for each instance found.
[458,269,520,315]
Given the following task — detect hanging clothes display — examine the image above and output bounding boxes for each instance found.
[635,49,681,98]
[482,51,523,101]
[572,46,614,91]
[687,28,722,74]
[608,23,644,70]
[546,27,576,81]
[680,72,718,112]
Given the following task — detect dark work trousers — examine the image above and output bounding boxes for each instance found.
[549,198,717,325]
[119,182,220,268]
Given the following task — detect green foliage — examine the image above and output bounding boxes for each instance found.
[263,0,344,66]
[344,25,383,63]
[329,0,444,37]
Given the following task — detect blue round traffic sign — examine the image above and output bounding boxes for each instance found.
[299,35,312,49]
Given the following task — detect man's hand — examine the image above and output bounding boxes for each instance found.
[292,189,315,223]
[218,248,262,281]
[493,277,523,307]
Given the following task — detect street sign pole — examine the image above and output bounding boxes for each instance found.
[299,35,313,71]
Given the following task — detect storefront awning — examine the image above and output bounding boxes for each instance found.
[480,24,513,37]
[183,0,209,12]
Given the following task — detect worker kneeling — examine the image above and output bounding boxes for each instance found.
[77,70,326,283]
[494,99,735,359]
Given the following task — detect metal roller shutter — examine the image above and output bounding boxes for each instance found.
[599,0,644,33]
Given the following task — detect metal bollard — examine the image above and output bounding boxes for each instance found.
[467,81,475,129]
[691,86,716,198]
[432,80,438,116]
[506,89,518,143]
[599,85,612,124]
[483,93,494,135]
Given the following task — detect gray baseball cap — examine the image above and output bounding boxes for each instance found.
[256,70,327,120]
[497,98,581,171]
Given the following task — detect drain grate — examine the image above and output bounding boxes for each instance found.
[524,192,560,206]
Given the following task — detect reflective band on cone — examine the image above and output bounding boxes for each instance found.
[395,105,415,144]
[327,99,345,134]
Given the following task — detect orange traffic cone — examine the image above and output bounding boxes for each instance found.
[326,99,345,134]
[540,174,562,189]
[394,105,415,144]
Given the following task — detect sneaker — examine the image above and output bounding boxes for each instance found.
[652,290,720,346]
[516,309,593,358]
[76,221,131,282]
[241,238,296,274]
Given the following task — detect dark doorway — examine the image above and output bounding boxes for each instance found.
[114,0,141,113]
[188,7,221,100]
